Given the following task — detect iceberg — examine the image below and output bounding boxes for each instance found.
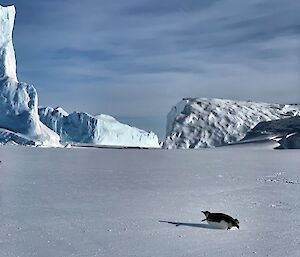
[164,98,300,149]
[0,5,61,146]
[0,6,60,146]
[39,107,160,148]
[0,5,159,148]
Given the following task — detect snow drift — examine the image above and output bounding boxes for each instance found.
[0,5,60,146]
[164,98,300,149]
[39,106,160,147]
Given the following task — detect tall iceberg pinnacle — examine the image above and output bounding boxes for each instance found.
[0,5,61,146]
[0,5,17,80]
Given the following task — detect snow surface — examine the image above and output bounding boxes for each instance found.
[39,106,160,147]
[164,98,300,149]
[0,144,299,257]
[0,5,61,147]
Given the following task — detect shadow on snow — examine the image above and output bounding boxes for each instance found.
[159,220,223,230]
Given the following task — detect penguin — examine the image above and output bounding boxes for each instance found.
[201,211,239,230]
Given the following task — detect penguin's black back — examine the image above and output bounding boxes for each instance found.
[207,212,236,223]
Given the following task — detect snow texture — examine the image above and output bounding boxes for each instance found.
[39,106,160,147]
[0,5,60,147]
[164,98,300,149]
[0,144,299,257]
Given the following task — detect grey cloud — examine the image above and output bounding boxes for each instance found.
[53,48,119,61]
[121,0,220,16]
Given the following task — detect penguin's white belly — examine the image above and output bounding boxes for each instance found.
[207,220,229,229]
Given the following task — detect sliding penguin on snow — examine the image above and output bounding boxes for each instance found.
[201,211,239,230]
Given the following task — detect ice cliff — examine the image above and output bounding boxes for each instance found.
[0,5,60,146]
[164,98,300,149]
[39,107,160,148]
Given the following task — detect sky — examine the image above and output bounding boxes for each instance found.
[1,0,300,139]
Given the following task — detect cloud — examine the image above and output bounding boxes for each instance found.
[120,0,221,16]
[53,48,119,61]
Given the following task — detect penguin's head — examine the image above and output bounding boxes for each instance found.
[233,218,239,229]
[202,211,210,218]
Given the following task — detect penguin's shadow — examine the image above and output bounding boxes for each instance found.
[159,220,223,230]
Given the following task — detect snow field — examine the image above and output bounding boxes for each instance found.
[0,145,299,257]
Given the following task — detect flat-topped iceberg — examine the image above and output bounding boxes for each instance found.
[164,98,300,149]
[39,107,160,148]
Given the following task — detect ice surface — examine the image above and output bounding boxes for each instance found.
[164,98,300,149]
[0,144,299,257]
[0,5,61,147]
[39,107,160,147]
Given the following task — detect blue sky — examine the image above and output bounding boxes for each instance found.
[2,0,300,139]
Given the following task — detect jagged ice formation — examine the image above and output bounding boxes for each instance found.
[0,5,60,146]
